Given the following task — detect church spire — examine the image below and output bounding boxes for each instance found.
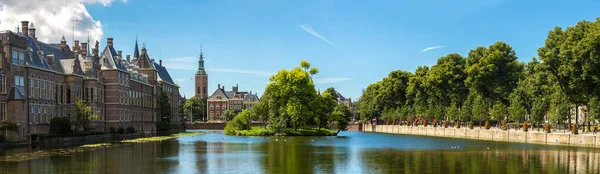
[133,34,140,59]
[197,44,207,75]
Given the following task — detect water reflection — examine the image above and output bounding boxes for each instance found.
[1,131,599,173]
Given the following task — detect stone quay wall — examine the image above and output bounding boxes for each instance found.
[362,124,600,148]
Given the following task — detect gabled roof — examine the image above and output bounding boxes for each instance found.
[38,42,66,74]
[243,93,260,102]
[208,88,229,100]
[154,62,175,85]
[100,45,127,71]
[136,48,155,69]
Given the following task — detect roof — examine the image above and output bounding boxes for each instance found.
[133,40,140,59]
[208,88,229,100]
[243,93,260,102]
[38,42,67,73]
[154,62,176,85]
[25,36,51,70]
[8,87,25,100]
[100,45,127,71]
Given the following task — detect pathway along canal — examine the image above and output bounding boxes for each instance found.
[1,130,599,173]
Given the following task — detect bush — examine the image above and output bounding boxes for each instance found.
[433,120,438,127]
[117,127,125,134]
[224,110,252,135]
[109,127,117,134]
[443,120,448,128]
[423,120,427,127]
[126,127,136,134]
[572,125,578,134]
[544,124,551,133]
[456,121,461,129]
[156,121,171,132]
[49,117,72,134]
[501,122,507,130]
[469,121,474,129]
[484,120,490,130]
[523,122,529,132]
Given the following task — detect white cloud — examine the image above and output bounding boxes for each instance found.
[299,24,334,45]
[314,78,351,84]
[420,46,445,53]
[0,0,125,45]
[209,68,273,76]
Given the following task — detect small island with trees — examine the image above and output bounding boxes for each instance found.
[224,61,352,136]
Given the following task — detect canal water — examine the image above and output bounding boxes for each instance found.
[1,130,599,173]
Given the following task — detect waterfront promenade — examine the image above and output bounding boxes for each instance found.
[363,124,600,148]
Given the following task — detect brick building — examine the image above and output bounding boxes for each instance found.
[0,21,181,141]
[206,84,259,121]
[194,47,208,99]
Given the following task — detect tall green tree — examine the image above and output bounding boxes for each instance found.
[158,92,172,123]
[324,87,341,102]
[357,83,382,122]
[73,99,98,133]
[406,66,430,117]
[548,85,570,125]
[538,19,600,126]
[223,110,236,121]
[471,94,488,124]
[376,70,413,111]
[183,96,205,121]
[466,42,524,106]
[331,103,352,134]
[427,53,468,111]
[508,88,527,122]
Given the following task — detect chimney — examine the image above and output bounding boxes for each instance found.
[118,50,123,59]
[60,36,67,51]
[218,84,220,89]
[21,21,29,35]
[28,23,36,39]
[150,59,154,63]
[92,48,98,57]
[126,55,131,62]
[46,55,54,68]
[107,38,113,47]
[81,43,88,55]
[159,60,162,66]
[222,86,225,90]
[73,40,80,52]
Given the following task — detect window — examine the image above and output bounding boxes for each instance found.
[35,79,40,98]
[41,80,46,99]
[197,87,199,94]
[14,76,24,93]
[0,74,5,94]
[0,102,6,121]
[118,72,121,84]
[11,51,24,66]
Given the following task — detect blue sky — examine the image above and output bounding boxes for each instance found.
[81,0,600,100]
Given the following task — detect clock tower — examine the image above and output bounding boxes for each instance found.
[195,46,208,99]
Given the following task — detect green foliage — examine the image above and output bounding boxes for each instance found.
[331,104,352,133]
[459,98,472,121]
[588,97,600,122]
[324,87,340,102]
[235,127,337,136]
[224,109,252,135]
[183,96,206,120]
[126,127,136,134]
[466,42,524,105]
[427,53,468,111]
[117,127,125,134]
[109,127,117,134]
[0,121,18,132]
[156,121,171,132]
[490,101,507,121]
[471,94,488,122]
[73,99,98,133]
[508,88,527,122]
[235,127,276,136]
[446,103,460,121]
[314,91,336,128]
[49,117,72,134]
[158,92,172,123]
[223,110,236,121]
[548,86,570,124]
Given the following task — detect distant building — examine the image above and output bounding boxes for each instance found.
[206,84,259,121]
[338,93,352,108]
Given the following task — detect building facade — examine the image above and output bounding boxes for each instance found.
[0,21,182,141]
[206,84,259,122]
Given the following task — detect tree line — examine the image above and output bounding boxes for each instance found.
[356,18,600,131]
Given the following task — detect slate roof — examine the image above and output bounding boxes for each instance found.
[208,88,229,100]
[25,36,51,70]
[153,62,175,85]
[38,42,67,74]
[100,45,127,71]
[243,93,260,102]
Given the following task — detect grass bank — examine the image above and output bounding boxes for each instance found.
[233,127,337,136]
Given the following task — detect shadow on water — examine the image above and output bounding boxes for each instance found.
[1,130,599,173]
